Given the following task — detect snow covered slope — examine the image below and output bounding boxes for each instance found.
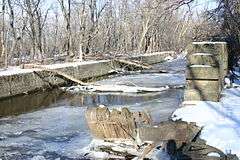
[172,87,240,157]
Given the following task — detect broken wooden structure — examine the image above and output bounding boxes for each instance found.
[185,42,228,101]
[85,107,200,143]
[114,59,152,70]
[85,106,238,160]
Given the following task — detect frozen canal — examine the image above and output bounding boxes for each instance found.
[0,58,185,160]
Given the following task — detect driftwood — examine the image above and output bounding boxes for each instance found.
[115,59,151,70]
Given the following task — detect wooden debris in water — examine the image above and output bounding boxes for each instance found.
[138,121,201,148]
[115,59,152,70]
[86,107,136,140]
[85,106,239,160]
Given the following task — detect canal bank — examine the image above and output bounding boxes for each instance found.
[0,58,185,159]
[0,52,174,100]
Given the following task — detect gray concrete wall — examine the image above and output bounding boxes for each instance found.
[0,52,173,100]
[185,42,228,102]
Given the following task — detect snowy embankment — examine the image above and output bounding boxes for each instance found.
[172,87,240,157]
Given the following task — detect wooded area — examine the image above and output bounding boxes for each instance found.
[0,0,240,68]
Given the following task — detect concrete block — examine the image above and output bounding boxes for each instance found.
[186,80,220,93]
[184,89,219,101]
[188,42,227,55]
[187,53,219,66]
[138,121,201,148]
[186,65,219,80]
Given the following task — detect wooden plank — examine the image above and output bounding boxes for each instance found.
[138,121,201,148]
[85,107,137,140]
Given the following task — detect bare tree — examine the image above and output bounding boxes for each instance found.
[1,0,6,67]
[0,0,201,67]
[58,0,73,58]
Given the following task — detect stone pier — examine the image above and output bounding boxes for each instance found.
[184,42,228,102]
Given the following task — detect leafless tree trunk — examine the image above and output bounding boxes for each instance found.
[1,0,7,67]
[25,0,41,61]
[58,0,73,58]
[7,0,18,62]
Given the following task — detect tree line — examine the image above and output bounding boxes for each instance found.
[0,0,239,68]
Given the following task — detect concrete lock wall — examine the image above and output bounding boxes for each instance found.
[185,42,228,102]
[0,52,172,100]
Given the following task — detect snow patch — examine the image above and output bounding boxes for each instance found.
[62,85,169,94]
[190,64,212,68]
[172,87,240,157]
[192,53,213,56]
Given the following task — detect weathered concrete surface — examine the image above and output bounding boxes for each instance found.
[0,60,114,100]
[188,42,227,55]
[138,121,201,148]
[187,53,219,66]
[186,80,220,92]
[185,42,228,102]
[188,42,228,85]
[186,65,219,80]
[0,52,172,100]
[184,89,219,102]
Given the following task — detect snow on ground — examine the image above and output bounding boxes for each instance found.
[0,66,38,76]
[0,60,109,77]
[78,139,171,160]
[172,87,240,157]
